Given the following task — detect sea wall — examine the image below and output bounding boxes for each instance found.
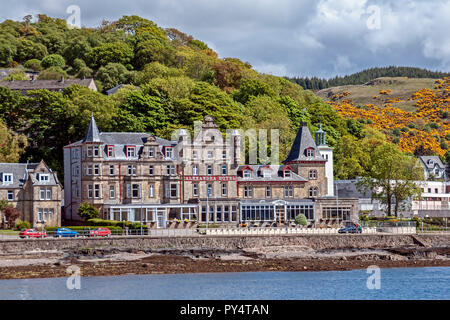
[1,234,449,254]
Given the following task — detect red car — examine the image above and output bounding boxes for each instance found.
[19,229,47,239]
[89,227,111,237]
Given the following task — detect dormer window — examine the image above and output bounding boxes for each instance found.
[107,145,114,157]
[263,170,271,178]
[243,170,251,178]
[149,147,155,158]
[39,174,49,183]
[2,173,13,185]
[284,170,292,178]
[165,147,173,159]
[428,159,434,166]
[305,148,314,157]
[126,146,136,157]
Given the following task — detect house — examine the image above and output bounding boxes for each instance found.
[63,117,358,227]
[0,160,62,228]
[0,77,97,94]
[418,156,447,181]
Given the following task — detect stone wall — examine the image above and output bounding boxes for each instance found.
[0,234,449,254]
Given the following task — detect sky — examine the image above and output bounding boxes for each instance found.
[1,0,449,78]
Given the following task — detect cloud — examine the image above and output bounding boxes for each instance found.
[0,0,449,77]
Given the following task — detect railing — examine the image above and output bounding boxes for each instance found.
[203,226,378,236]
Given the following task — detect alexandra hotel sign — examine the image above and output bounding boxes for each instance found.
[184,176,237,181]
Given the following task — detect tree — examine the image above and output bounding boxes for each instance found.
[295,214,308,226]
[90,42,134,68]
[24,59,42,71]
[38,66,68,80]
[78,202,99,221]
[96,63,137,91]
[0,120,27,162]
[358,143,423,216]
[41,54,66,69]
[2,205,21,228]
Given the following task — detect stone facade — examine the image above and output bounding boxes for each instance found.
[64,117,358,227]
[0,160,62,228]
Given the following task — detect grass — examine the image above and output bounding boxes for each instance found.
[0,230,19,235]
[316,77,436,112]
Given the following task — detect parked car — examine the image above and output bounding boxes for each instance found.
[338,225,362,234]
[53,228,80,238]
[89,227,111,237]
[19,229,47,239]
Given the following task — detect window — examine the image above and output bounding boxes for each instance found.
[149,184,155,198]
[107,146,114,157]
[309,170,317,179]
[166,165,175,175]
[221,164,227,175]
[285,186,293,198]
[244,186,253,198]
[263,170,271,178]
[435,169,440,175]
[40,187,52,200]
[222,150,227,160]
[149,165,154,176]
[93,146,100,157]
[128,165,137,176]
[109,165,115,175]
[127,146,136,157]
[207,183,213,197]
[224,206,230,222]
[72,166,79,176]
[243,170,251,178]
[266,186,271,198]
[284,170,291,178]
[306,148,314,157]
[132,184,140,198]
[170,184,178,198]
[87,146,93,157]
[165,147,173,159]
[193,183,199,197]
[435,188,439,193]
[94,184,101,198]
[93,164,100,176]
[207,150,213,159]
[192,150,198,160]
[2,173,13,185]
[221,183,227,196]
[216,206,222,221]
[309,187,318,198]
[207,165,213,175]
[428,188,431,193]
[7,190,14,201]
[87,185,93,198]
[149,147,154,157]
[109,185,115,199]
[193,165,198,176]
[39,174,49,182]
[86,165,93,176]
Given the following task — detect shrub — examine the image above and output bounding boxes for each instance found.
[401,127,409,132]
[197,223,221,228]
[87,219,147,229]
[78,202,99,221]
[408,123,416,129]
[294,214,308,226]
[38,66,68,80]
[41,54,66,69]
[392,128,401,136]
[45,226,122,232]
[15,220,31,230]
[359,214,370,222]
[24,59,41,71]
[366,119,373,124]
[429,122,440,129]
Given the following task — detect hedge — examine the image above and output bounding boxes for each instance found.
[87,219,148,229]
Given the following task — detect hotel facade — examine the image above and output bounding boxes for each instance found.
[63,116,358,227]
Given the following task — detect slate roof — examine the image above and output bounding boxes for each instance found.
[237,165,308,182]
[334,179,373,199]
[0,78,96,91]
[283,122,325,163]
[419,156,445,169]
[0,162,58,189]
[83,115,101,143]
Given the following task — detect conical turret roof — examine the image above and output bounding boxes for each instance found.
[83,114,102,143]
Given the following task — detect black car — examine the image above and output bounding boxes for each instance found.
[338,225,362,234]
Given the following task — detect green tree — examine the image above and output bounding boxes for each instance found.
[78,202,99,221]
[0,120,27,162]
[41,54,66,69]
[24,59,42,71]
[90,42,134,68]
[96,63,137,90]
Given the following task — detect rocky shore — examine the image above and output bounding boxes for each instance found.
[1,243,449,279]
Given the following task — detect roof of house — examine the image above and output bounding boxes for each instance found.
[335,179,373,199]
[0,78,96,91]
[283,122,325,163]
[419,156,445,169]
[83,115,101,143]
[0,162,58,188]
[237,165,307,182]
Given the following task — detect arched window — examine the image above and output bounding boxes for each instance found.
[309,170,317,180]
[309,187,318,197]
